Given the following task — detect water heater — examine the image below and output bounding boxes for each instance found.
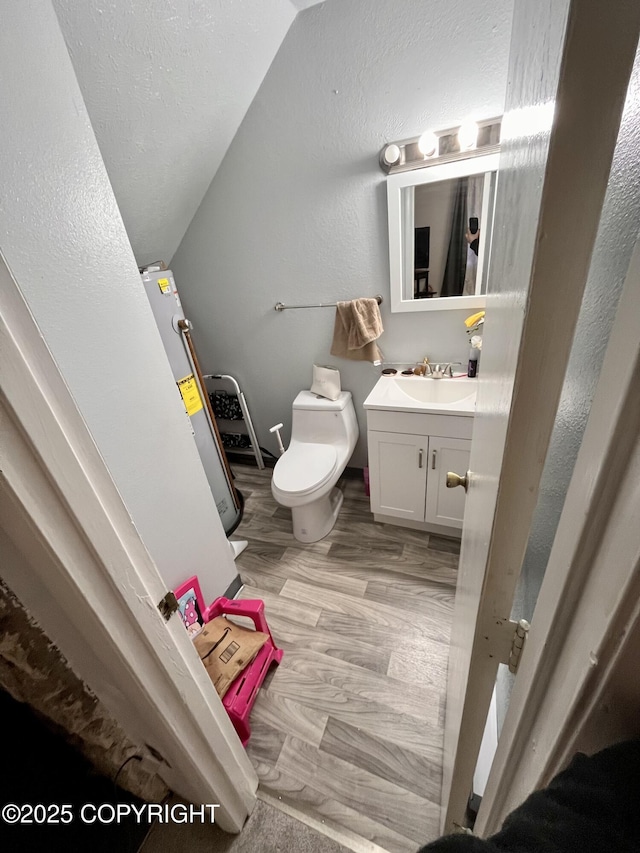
[140,267,242,535]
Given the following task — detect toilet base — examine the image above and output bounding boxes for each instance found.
[291,487,344,543]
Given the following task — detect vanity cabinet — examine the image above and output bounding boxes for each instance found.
[424,435,471,530]
[366,409,473,536]
[367,431,429,522]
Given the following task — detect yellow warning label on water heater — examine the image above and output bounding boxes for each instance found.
[157,277,171,294]
[177,374,203,417]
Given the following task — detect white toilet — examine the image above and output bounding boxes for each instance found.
[271,390,359,543]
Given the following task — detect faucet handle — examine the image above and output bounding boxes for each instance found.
[443,362,463,377]
[430,361,462,378]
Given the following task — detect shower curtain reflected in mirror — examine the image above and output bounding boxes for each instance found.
[441,176,484,297]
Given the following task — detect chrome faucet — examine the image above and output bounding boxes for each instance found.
[429,362,462,378]
[380,357,462,377]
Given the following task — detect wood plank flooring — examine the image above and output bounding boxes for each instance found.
[231,465,459,853]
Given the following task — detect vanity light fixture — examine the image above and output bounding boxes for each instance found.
[417,131,438,158]
[381,143,401,168]
[458,120,479,150]
[379,116,501,175]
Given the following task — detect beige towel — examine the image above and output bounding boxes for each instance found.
[330,298,384,363]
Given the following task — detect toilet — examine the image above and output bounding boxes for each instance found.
[271,390,358,543]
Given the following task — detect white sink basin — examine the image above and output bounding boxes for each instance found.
[393,376,477,404]
[364,374,477,415]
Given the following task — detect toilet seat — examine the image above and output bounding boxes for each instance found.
[273,443,337,497]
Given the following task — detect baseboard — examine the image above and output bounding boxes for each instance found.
[342,465,366,480]
[223,574,243,599]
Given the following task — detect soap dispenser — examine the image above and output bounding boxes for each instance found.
[467,345,480,378]
[464,312,485,378]
[467,335,482,379]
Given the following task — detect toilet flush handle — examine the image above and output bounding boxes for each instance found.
[269,423,286,456]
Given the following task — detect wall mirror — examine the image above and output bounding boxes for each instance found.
[387,151,500,313]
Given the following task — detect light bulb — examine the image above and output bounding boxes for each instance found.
[382,143,401,166]
[418,131,438,157]
[458,121,478,150]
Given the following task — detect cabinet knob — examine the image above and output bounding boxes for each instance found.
[446,471,470,492]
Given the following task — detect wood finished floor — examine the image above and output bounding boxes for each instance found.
[231,465,459,853]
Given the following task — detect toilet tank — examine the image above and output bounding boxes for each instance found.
[291,391,358,446]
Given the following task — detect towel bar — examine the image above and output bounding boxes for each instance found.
[274,295,383,311]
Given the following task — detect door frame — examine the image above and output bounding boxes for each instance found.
[0,252,257,833]
[442,0,640,833]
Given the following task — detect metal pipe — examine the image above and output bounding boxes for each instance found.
[274,295,383,311]
[177,320,240,509]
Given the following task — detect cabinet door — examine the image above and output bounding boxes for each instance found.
[425,436,471,530]
[368,431,428,520]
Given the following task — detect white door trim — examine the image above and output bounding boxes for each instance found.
[442,0,640,832]
[476,235,640,834]
[0,252,257,832]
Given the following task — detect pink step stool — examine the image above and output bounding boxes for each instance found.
[174,577,283,746]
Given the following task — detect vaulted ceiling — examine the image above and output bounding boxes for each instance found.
[52,0,324,266]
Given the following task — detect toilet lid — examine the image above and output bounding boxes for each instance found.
[273,443,337,496]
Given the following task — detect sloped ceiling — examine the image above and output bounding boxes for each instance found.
[52,0,322,266]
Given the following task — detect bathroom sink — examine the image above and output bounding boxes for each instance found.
[393,376,477,404]
[364,375,477,415]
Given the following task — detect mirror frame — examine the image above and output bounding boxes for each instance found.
[387,152,500,313]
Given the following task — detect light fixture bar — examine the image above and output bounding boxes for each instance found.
[380,116,502,174]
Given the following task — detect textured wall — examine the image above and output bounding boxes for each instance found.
[171,0,513,466]
[0,580,167,803]
[0,0,236,604]
[52,0,296,265]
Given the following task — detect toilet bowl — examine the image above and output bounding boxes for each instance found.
[271,390,358,543]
